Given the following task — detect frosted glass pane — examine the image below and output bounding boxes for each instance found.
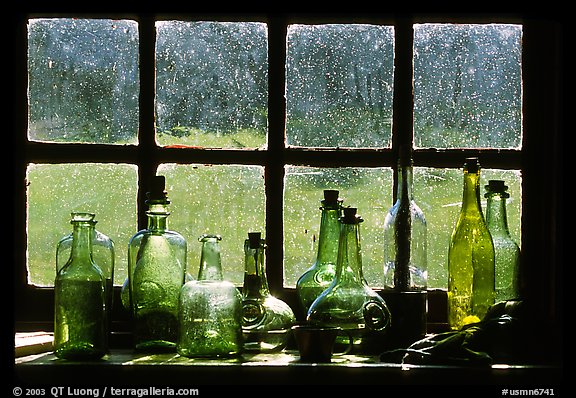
[26,163,138,286]
[414,24,522,149]
[27,19,139,144]
[286,24,394,148]
[157,164,265,284]
[284,166,393,288]
[413,167,521,288]
[155,21,268,148]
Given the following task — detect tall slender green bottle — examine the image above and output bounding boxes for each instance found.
[296,190,343,314]
[448,158,495,330]
[128,176,187,351]
[485,180,520,302]
[54,215,107,360]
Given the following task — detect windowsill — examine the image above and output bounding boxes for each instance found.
[14,335,562,387]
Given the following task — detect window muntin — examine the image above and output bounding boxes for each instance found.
[27,18,139,144]
[156,164,266,284]
[285,24,394,148]
[26,163,138,286]
[155,21,268,149]
[413,24,522,149]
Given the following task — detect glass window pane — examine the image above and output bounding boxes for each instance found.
[157,164,266,284]
[27,18,139,144]
[286,24,394,148]
[26,163,138,286]
[414,24,522,149]
[284,166,393,288]
[155,21,268,149]
[414,167,521,288]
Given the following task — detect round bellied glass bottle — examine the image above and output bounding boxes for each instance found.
[448,158,495,330]
[296,190,343,315]
[128,176,187,351]
[485,180,520,302]
[54,215,107,360]
[307,207,391,354]
[177,235,243,358]
[57,212,114,337]
[241,232,295,352]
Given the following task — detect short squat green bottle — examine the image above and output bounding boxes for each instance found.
[54,215,107,360]
[241,232,295,352]
[485,180,520,302]
[177,235,243,358]
[448,158,495,330]
[296,190,343,314]
[128,176,187,351]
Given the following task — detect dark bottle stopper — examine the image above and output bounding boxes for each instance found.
[341,207,363,224]
[146,175,170,203]
[485,179,510,198]
[464,157,480,173]
[248,232,262,249]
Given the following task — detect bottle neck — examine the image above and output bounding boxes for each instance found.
[242,241,269,298]
[197,236,223,281]
[334,221,365,286]
[146,203,170,231]
[316,204,341,264]
[70,221,95,265]
[395,165,413,203]
[461,168,484,217]
[485,193,511,235]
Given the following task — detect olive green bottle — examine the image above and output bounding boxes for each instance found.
[448,158,495,330]
[54,215,107,360]
[296,190,343,314]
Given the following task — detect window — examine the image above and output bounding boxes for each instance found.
[14,14,562,328]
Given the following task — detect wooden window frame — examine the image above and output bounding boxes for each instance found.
[12,13,562,335]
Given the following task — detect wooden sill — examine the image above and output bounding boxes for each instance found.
[14,332,53,358]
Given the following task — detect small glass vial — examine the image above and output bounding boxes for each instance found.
[241,232,295,352]
[54,215,107,360]
[177,235,243,358]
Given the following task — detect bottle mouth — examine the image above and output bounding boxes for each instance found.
[340,207,363,224]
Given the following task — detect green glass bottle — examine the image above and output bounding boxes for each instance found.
[128,176,187,351]
[296,190,343,314]
[307,207,391,354]
[382,151,428,347]
[241,232,296,352]
[54,215,107,360]
[177,234,243,358]
[485,180,520,302]
[57,212,114,339]
[448,158,495,330]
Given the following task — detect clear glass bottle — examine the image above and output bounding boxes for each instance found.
[382,152,428,346]
[54,215,107,360]
[296,190,343,314]
[57,212,114,336]
[177,234,243,358]
[128,176,187,351]
[448,158,495,330]
[307,207,391,354]
[485,180,520,302]
[241,232,296,352]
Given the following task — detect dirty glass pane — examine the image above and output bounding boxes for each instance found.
[155,21,268,148]
[27,19,139,144]
[284,166,393,288]
[286,24,394,148]
[157,164,265,283]
[413,167,521,288]
[414,24,522,149]
[26,163,138,286]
